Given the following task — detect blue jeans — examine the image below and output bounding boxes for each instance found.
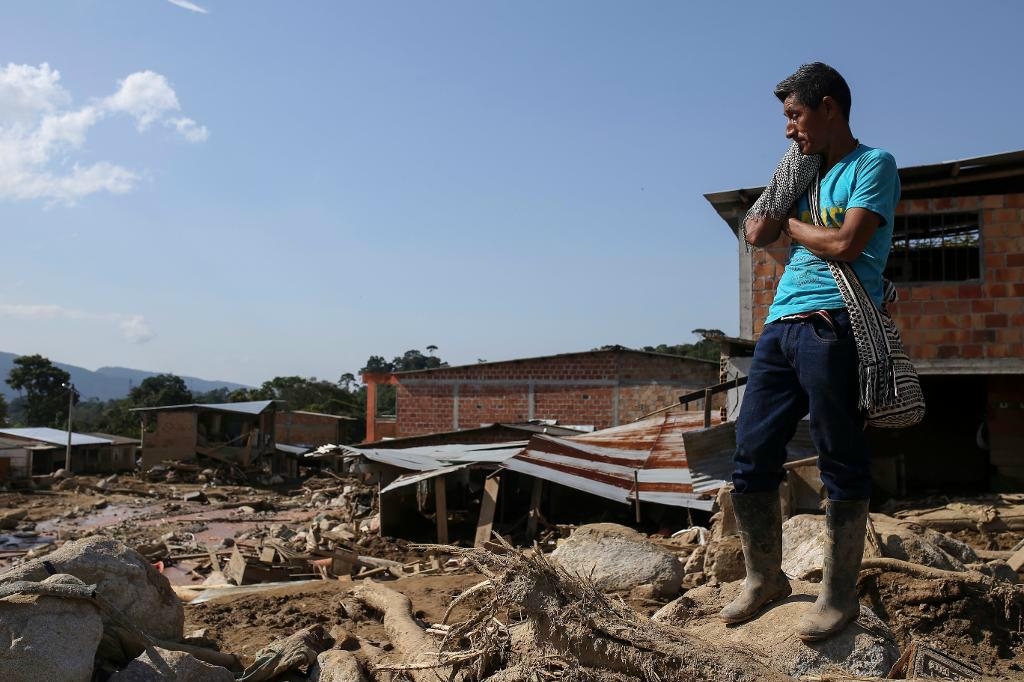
[733,309,870,500]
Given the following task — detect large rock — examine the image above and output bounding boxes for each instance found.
[0,574,104,682]
[0,536,184,641]
[653,579,900,678]
[782,513,975,580]
[550,523,683,598]
[109,647,234,681]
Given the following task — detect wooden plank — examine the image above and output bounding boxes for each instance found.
[526,477,544,540]
[206,545,222,572]
[473,475,501,548]
[224,548,248,586]
[1007,544,1024,572]
[434,476,449,545]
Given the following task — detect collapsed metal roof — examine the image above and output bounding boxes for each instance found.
[131,400,276,416]
[313,441,527,472]
[502,411,735,511]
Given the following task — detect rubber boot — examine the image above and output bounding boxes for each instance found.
[797,499,869,642]
[718,490,792,624]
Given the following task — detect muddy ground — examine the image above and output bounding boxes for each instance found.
[2,473,1023,679]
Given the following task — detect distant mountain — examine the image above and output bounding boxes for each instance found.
[0,352,251,402]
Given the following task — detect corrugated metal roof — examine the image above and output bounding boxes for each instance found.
[359,423,583,449]
[323,441,526,472]
[503,412,729,511]
[379,464,472,494]
[131,400,276,415]
[86,432,141,445]
[0,428,112,447]
[276,443,312,456]
[288,410,359,421]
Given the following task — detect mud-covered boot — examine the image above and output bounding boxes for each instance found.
[797,499,869,641]
[718,490,792,624]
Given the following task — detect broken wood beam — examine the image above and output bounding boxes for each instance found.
[434,476,448,545]
[526,477,544,540]
[473,475,501,548]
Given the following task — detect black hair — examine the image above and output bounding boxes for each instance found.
[774,62,851,122]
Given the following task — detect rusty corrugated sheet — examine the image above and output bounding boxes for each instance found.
[503,411,727,511]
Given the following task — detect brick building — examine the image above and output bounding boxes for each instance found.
[706,149,1024,491]
[275,410,363,448]
[362,349,719,441]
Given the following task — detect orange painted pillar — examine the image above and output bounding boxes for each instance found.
[360,372,396,443]
[365,380,378,443]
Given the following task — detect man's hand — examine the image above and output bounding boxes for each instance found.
[743,216,786,247]
[785,207,882,261]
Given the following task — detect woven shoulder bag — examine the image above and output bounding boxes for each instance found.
[809,178,926,428]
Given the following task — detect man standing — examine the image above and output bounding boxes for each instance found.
[718,63,900,642]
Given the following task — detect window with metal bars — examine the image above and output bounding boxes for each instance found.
[884,211,981,283]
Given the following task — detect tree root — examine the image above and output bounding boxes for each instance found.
[352,582,455,682]
[860,557,994,587]
[419,538,790,682]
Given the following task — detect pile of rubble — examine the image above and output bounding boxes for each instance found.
[3,468,1024,680]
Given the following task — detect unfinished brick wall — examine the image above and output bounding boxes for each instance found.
[749,192,1024,362]
[275,411,361,447]
[143,410,196,466]
[393,351,718,438]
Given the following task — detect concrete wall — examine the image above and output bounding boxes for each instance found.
[393,352,719,438]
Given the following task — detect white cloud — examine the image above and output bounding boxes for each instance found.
[167,0,209,14]
[0,62,69,125]
[0,303,155,344]
[104,71,180,131]
[169,116,209,142]
[0,63,208,205]
[119,315,155,344]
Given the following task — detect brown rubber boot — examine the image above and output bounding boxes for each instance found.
[718,490,792,624]
[797,499,869,642]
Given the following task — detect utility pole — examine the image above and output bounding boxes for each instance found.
[63,382,75,472]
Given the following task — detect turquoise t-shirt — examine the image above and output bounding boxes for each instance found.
[766,145,900,323]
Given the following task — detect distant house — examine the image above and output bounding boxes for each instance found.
[705,148,1024,492]
[132,401,277,469]
[275,410,363,448]
[361,348,720,443]
[0,436,38,482]
[0,428,138,475]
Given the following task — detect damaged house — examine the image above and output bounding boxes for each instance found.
[0,428,138,476]
[319,409,820,544]
[133,400,277,470]
[706,149,1024,493]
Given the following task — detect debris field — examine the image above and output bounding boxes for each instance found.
[1,465,1023,681]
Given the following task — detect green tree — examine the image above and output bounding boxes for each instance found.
[0,393,8,426]
[194,387,232,404]
[358,348,449,416]
[6,354,73,427]
[129,374,193,408]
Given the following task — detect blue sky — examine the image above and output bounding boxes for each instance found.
[2,1,1022,386]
